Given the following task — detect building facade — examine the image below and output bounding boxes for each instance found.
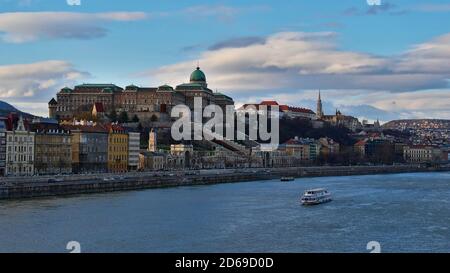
[63,124,108,173]
[5,116,35,176]
[403,146,443,163]
[49,67,234,122]
[128,131,140,171]
[282,137,312,161]
[318,137,340,157]
[32,122,72,175]
[107,124,129,173]
[139,151,166,171]
[0,120,6,176]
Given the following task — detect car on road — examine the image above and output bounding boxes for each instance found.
[48,178,64,183]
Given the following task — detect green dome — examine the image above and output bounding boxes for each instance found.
[190,67,206,83]
[61,87,73,93]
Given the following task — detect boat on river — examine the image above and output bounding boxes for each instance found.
[301,188,332,205]
[280,176,295,182]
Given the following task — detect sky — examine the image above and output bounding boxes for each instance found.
[0,0,449,122]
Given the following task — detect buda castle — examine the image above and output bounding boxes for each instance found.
[48,67,234,122]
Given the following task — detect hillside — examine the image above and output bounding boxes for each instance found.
[0,100,35,118]
[383,119,450,130]
[0,101,18,113]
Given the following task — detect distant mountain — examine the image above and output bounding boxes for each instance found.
[0,101,18,112]
[383,119,450,130]
[0,100,35,118]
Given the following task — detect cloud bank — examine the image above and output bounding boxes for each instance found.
[150,31,450,92]
[0,12,147,43]
[148,31,450,119]
[0,60,88,100]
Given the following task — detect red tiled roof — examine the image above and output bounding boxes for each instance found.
[354,140,367,146]
[61,124,108,133]
[105,123,126,133]
[3,113,32,131]
[279,105,289,111]
[260,100,279,106]
[287,106,315,114]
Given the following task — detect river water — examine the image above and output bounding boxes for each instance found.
[0,172,449,253]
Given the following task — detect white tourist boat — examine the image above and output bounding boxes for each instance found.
[301,188,332,205]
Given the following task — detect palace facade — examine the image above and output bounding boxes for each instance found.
[49,67,234,122]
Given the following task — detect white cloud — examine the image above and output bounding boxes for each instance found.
[395,33,450,74]
[146,30,450,120]
[0,60,88,102]
[149,31,450,93]
[0,12,148,43]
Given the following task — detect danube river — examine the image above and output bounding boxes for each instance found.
[0,172,449,253]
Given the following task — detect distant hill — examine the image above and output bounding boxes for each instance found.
[0,100,35,118]
[0,101,18,112]
[383,119,450,130]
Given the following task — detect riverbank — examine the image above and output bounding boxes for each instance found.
[1,164,449,200]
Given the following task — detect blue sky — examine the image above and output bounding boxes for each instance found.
[0,0,449,121]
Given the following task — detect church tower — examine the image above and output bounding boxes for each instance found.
[374,118,381,130]
[316,90,324,119]
[48,98,57,119]
[148,128,157,152]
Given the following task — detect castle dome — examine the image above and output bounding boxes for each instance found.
[190,66,206,83]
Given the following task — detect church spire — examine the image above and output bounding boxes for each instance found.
[316,90,324,119]
[16,115,26,131]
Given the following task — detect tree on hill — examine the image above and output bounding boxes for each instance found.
[118,111,129,123]
[278,117,356,146]
[108,110,117,122]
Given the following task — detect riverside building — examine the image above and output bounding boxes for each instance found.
[107,124,129,173]
[62,124,108,173]
[403,145,443,163]
[31,120,72,175]
[127,131,140,171]
[5,116,35,176]
[0,120,6,176]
